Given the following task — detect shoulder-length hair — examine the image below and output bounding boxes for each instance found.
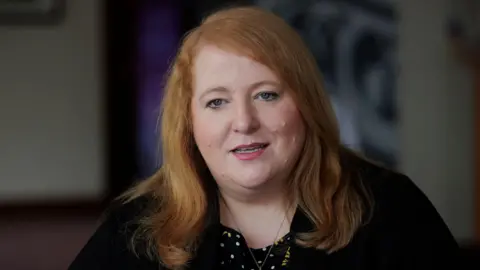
[122,5,372,269]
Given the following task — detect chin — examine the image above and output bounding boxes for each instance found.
[236,180,269,190]
[232,173,272,189]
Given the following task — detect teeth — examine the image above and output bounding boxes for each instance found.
[234,146,264,153]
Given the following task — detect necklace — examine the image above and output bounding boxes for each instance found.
[220,196,289,270]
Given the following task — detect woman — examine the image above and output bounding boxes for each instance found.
[69,6,459,270]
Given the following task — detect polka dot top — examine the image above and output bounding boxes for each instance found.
[217,225,293,270]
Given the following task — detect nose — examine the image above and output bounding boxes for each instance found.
[231,102,260,134]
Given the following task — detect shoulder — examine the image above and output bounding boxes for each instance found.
[341,151,434,220]
[355,157,425,206]
[350,154,445,228]
[345,154,460,268]
[68,196,159,270]
[104,195,151,230]
[354,157,445,226]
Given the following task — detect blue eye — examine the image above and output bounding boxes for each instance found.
[256,92,279,101]
[206,99,226,109]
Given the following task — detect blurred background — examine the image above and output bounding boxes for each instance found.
[0,0,478,269]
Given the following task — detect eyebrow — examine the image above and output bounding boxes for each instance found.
[198,80,280,100]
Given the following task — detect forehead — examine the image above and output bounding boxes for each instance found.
[192,45,279,94]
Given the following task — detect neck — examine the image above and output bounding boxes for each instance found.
[218,187,296,248]
[219,182,289,204]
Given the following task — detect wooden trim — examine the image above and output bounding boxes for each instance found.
[475,68,480,241]
[0,199,106,218]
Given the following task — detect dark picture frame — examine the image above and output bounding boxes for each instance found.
[0,0,66,25]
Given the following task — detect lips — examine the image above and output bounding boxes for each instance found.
[231,143,269,153]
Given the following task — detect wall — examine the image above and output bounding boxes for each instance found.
[0,0,105,202]
[398,0,475,241]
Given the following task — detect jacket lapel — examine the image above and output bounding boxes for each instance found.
[186,195,221,270]
[289,207,329,269]
[186,223,220,270]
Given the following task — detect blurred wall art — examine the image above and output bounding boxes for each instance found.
[135,0,399,179]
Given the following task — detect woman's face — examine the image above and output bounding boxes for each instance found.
[191,44,306,195]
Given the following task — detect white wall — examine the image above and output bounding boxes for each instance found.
[398,0,475,241]
[0,0,105,201]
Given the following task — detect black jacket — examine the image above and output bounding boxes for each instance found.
[69,160,459,269]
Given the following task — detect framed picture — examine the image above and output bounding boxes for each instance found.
[0,0,65,25]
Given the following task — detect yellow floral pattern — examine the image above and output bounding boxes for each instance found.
[281,246,291,266]
[218,226,293,269]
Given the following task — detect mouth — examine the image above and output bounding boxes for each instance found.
[230,143,269,153]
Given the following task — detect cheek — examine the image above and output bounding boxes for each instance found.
[268,103,305,142]
[275,111,305,164]
[192,111,229,155]
[278,114,304,143]
[193,120,215,150]
[192,103,213,149]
